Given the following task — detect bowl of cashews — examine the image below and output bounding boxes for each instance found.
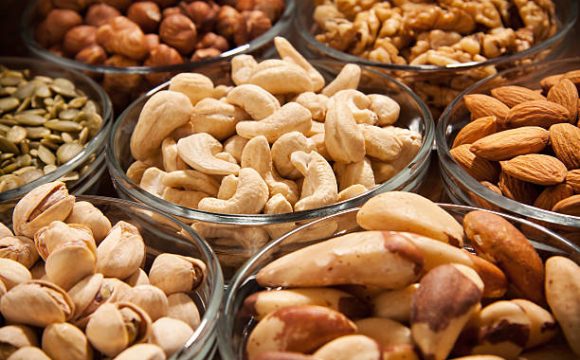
[219,191,580,360]
[107,36,434,278]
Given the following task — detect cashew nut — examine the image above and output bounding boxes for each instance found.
[360,124,403,162]
[190,98,244,140]
[176,133,240,176]
[322,64,361,97]
[236,103,312,143]
[274,37,325,92]
[192,223,269,250]
[369,94,400,126]
[223,135,249,163]
[333,89,378,125]
[169,73,214,105]
[162,188,207,209]
[333,157,375,191]
[162,170,220,196]
[212,85,232,99]
[126,161,149,184]
[306,121,325,137]
[248,60,314,95]
[337,184,368,202]
[217,174,238,200]
[161,138,188,172]
[294,92,328,122]
[130,90,193,161]
[291,151,338,212]
[231,55,258,86]
[215,152,238,164]
[226,84,280,120]
[271,132,313,179]
[308,133,331,160]
[324,95,366,163]
[139,167,167,196]
[197,168,268,214]
[264,194,296,239]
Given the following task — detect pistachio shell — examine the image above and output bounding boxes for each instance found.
[45,244,96,290]
[0,223,13,239]
[29,261,46,280]
[113,344,166,360]
[0,325,38,358]
[66,201,112,243]
[34,221,96,261]
[6,346,50,360]
[150,317,193,357]
[0,280,74,327]
[0,258,31,289]
[124,268,149,287]
[149,254,206,296]
[42,323,92,360]
[123,285,168,321]
[166,293,200,330]
[96,221,145,279]
[0,236,38,269]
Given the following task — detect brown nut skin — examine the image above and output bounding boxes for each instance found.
[159,14,197,55]
[243,10,271,40]
[102,55,143,93]
[75,44,107,65]
[96,17,149,61]
[463,210,545,304]
[181,1,220,32]
[216,6,248,46]
[246,305,357,359]
[128,1,161,33]
[196,32,229,52]
[36,9,82,47]
[191,48,221,61]
[52,0,88,12]
[236,0,285,22]
[85,3,121,27]
[101,0,132,11]
[144,33,160,51]
[63,25,97,56]
[144,44,184,85]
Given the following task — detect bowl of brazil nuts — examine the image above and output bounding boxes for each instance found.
[22,0,294,110]
[437,58,580,242]
[296,0,577,117]
[219,191,580,360]
[0,181,223,359]
[0,57,111,225]
[107,36,434,278]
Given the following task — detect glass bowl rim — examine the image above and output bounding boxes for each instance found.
[106,59,435,226]
[0,56,113,201]
[21,0,296,74]
[295,0,578,73]
[436,57,580,228]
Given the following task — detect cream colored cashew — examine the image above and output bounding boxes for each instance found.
[248,60,314,95]
[231,55,258,86]
[264,194,296,239]
[162,188,207,209]
[170,122,195,141]
[126,161,150,184]
[334,158,375,191]
[197,168,269,214]
[337,184,367,202]
[192,223,269,250]
[226,84,281,120]
[223,135,249,163]
[308,134,332,160]
[324,96,366,163]
[169,73,214,105]
[140,167,167,196]
[295,92,329,122]
[307,121,325,137]
[274,37,325,92]
[212,85,233,99]
[130,90,193,161]
[333,89,377,125]
[176,133,240,175]
[215,152,238,164]
[369,94,400,126]
[236,102,312,143]
[291,151,338,212]
[190,98,244,140]
[161,138,188,172]
[322,64,361,97]
[217,175,238,200]
[272,132,313,179]
[360,124,403,162]
[162,170,220,196]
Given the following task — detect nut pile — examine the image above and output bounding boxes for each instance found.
[450,69,580,218]
[0,181,206,359]
[241,192,580,360]
[0,67,103,193]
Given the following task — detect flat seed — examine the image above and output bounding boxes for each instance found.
[20,168,44,183]
[0,159,13,167]
[0,153,14,160]
[16,154,32,167]
[0,175,24,191]
[20,109,46,116]
[15,113,46,126]
[83,100,97,114]
[0,137,19,154]
[34,75,52,83]
[2,162,20,173]
[26,127,51,139]
[0,119,17,126]
[0,124,10,133]
[78,127,89,145]
[61,132,74,143]
[44,97,54,106]
[37,145,56,165]
[0,76,22,87]
[43,164,57,174]
[68,96,87,108]
[44,134,62,143]
[13,165,36,175]
[50,78,77,97]
[6,126,26,143]
[59,172,79,182]
[20,140,30,154]
[58,108,79,121]
[40,139,59,151]
[57,143,83,164]
[45,120,82,132]
[35,84,51,98]
[14,83,36,100]
[29,149,38,157]
[15,97,31,113]
[0,97,19,113]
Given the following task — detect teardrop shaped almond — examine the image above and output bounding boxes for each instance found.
[501,154,567,186]
[464,94,509,122]
[470,126,549,161]
[491,86,546,108]
[549,123,580,169]
[505,100,569,128]
[452,116,498,148]
[566,170,580,192]
[498,172,540,205]
[547,79,578,122]
[540,74,564,91]
[533,184,575,211]
[450,144,499,182]
[552,194,580,217]
[564,69,580,86]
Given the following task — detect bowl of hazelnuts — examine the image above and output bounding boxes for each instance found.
[22,0,292,110]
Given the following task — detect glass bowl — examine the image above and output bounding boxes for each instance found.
[295,0,578,117]
[0,57,112,225]
[107,59,434,278]
[437,58,580,241]
[21,0,296,111]
[218,204,579,359]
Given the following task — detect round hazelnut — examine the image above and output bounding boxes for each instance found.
[180,1,219,32]
[52,0,88,12]
[101,0,132,12]
[85,3,121,27]
[128,2,162,33]
[216,6,248,46]
[159,14,197,55]
[144,44,184,85]
[63,25,97,56]
[97,17,149,61]
[144,34,160,51]
[243,10,271,40]
[75,44,108,65]
[38,9,83,47]
[37,0,54,17]
[196,32,229,52]
[162,7,182,18]
[191,48,221,62]
[236,0,285,22]
[103,55,143,93]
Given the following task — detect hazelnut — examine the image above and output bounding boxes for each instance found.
[103,55,143,93]
[48,44,65,57]
[144,44,184,85]
[75,44,108,65]
[38,9,82,47]
[191,48,221,61]
[216,6,248,46]
[145,34,160,51]
[236,0,285,22]
[85,3,121,27]
[37,0,54,18]
[128,2,162,33]
[100,0,132,12]
[196,32,229,52]
[162,7,182,18]
[159,14,197,55]
[180,1,219,32]
[242,10,271,40]
[97,17,149,60]
[52,0,88,12]
[63,25,97,56]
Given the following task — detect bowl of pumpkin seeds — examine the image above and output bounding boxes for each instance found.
[0,57,112,220]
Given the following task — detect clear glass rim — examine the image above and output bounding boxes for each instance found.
[106,59,435,226]
[21,0,296,74]
[436,57,580,228]
[0,56,113,201]
[76,194,225,355]
[218,203,578,359]
[295,0,578,73]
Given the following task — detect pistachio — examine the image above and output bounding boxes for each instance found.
[0,280,74,327]
[166,293,200,330]
[34,221,96,260]
[150,317,193,357]
[0,98,19,113]
[66,201,112,243]
[149,254,206,296]
[122,285,168,321]
[44,237,97,290]
[113,344,166,360]
[0,223,13,239]
[0,325,38,359]
[124,268,149,287]
[41,323,92,360]
[96,221,145,279]
[0,258,31,290]
[6,346,50,360]
[0,236,38,269]
[29,261,46,280]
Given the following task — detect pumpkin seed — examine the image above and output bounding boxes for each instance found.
[34,75,52,83]
[15,97,31,113]
[78,127,89,145]
[0,118,17,126]
[13,82,36,100]
[15,113,46,126]
[68,96,87,108]
[26,127,51,139]
[57,143,83,164]
[0,97,19,113]
[0,175,24,191]
[37,145,55,165]
[35,84,51,98]
[50,78,77,97]
[43,164,57,174]
[6,126,26,143]
[59,108,79,121]
[0,137,19,154]
[45,120,82,132]
[40,139,59,151]
[0,154,14,161]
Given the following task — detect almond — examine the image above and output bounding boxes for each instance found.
[498,172,540,205]
[540,74,563,91]
[472,181,502,211]
[505,100,569,128]
[566,169,580,192]
[547,79,578,122]
[549,123,580,169]
[533,184,575,211]
[564,69,580,87]
[501,154,567,186]
[470,126,549,161]
[552,194,580,217]
[481,181,502,195]
[450,144,499,182]
[491,86,546,108]
[464,94,509,122]
[452,116,498,148]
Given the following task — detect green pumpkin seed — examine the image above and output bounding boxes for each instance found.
[15,113,46,126]
[6,126,26,143]
[0,97,19,113]
[0,137,19,154]
[45,120,82,132]
[37,145,55,165]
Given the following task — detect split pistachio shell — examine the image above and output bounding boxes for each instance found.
[66,201,112,243]
[42,323,92,360]
[34,221,96,260]
[0,223,13,239]
[86,302,152,357]
[113,344,166,360]
[6,346,50,360]
[123,285,168,321]
[149,254,206,296]
[150,317,193,357]
[124,268,150,287]
[0,236,38,269]
[0,258,31,290]
[166,293,200,330]
[96,221,145,279]
[0,325,38,359]
[0,280,74,327]
[69,274,131,324]
[12,182,75,238]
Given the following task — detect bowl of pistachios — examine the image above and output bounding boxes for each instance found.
[0,57,112,224]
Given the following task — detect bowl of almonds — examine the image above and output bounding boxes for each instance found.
[438,58,580,242]
[219,191,579,359]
